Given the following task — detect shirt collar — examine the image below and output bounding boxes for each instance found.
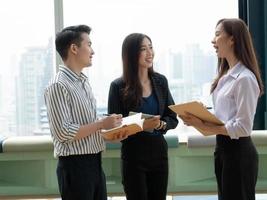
[226,62,245,79]
[59,65,88,82]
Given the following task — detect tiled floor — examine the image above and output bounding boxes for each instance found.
[108,197,173,200]
[173,194,267,200]
[15,194,267,200]
[108,194,267,200]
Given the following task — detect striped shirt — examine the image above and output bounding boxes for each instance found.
[44,66,105,157]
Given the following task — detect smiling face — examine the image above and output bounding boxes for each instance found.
[138,37,154,69]
[75,33,94,68]
[211,22,234,59]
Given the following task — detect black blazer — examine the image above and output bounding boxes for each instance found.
[108,72,178,161]
[108,72,178,134]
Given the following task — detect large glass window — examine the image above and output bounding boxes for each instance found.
[0,0,237,137]
[64,0,237,138]
[0,0,55,136]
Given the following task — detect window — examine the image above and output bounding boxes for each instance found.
[0,0,237,137]
[0,0,55,136]
[64,0,237,139]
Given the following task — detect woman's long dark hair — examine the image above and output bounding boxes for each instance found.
[122,33,154,110]
[211,18,264,96]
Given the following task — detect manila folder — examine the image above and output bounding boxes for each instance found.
[168,101,224,136]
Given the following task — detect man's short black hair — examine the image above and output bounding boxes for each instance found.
[55,25,91,60]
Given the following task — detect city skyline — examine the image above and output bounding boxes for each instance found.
[0,40,217,136]
[0,0,237,136]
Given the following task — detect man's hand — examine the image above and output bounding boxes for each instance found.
[100,114,122,129]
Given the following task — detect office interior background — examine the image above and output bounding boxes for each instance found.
[0,0,266,199]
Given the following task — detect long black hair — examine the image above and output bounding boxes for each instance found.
[211,18,264,96]
[121,33,154,110]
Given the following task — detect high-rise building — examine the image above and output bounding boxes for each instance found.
[170,51,183,80]
[16,39,54,136]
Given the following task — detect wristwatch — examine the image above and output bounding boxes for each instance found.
[161,121,167,130]
[155,120,167,130]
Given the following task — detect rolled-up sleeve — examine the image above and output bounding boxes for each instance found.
[225,76,259,139]
[44,83,79,143]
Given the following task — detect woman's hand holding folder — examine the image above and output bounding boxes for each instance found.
[143,115,160,131]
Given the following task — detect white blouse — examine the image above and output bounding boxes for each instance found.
[212,62,260,139]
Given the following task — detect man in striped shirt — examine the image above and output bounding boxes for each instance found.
[44,25,123,200]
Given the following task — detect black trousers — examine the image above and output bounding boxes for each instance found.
[214,135,258,200]
[57,153,107,200]
[121,158,168,200]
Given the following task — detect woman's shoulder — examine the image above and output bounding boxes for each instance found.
[238,65,257,82]
[110,77,125,87]
[235,65,259,90]
[152,72,166,78]
[151,72,168,84]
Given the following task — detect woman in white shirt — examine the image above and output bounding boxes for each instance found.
[180,18,264,200]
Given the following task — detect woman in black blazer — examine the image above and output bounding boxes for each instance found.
[108,33,178,200]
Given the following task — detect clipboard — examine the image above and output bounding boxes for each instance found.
[101,113,144,140]
[168,101,224,135]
